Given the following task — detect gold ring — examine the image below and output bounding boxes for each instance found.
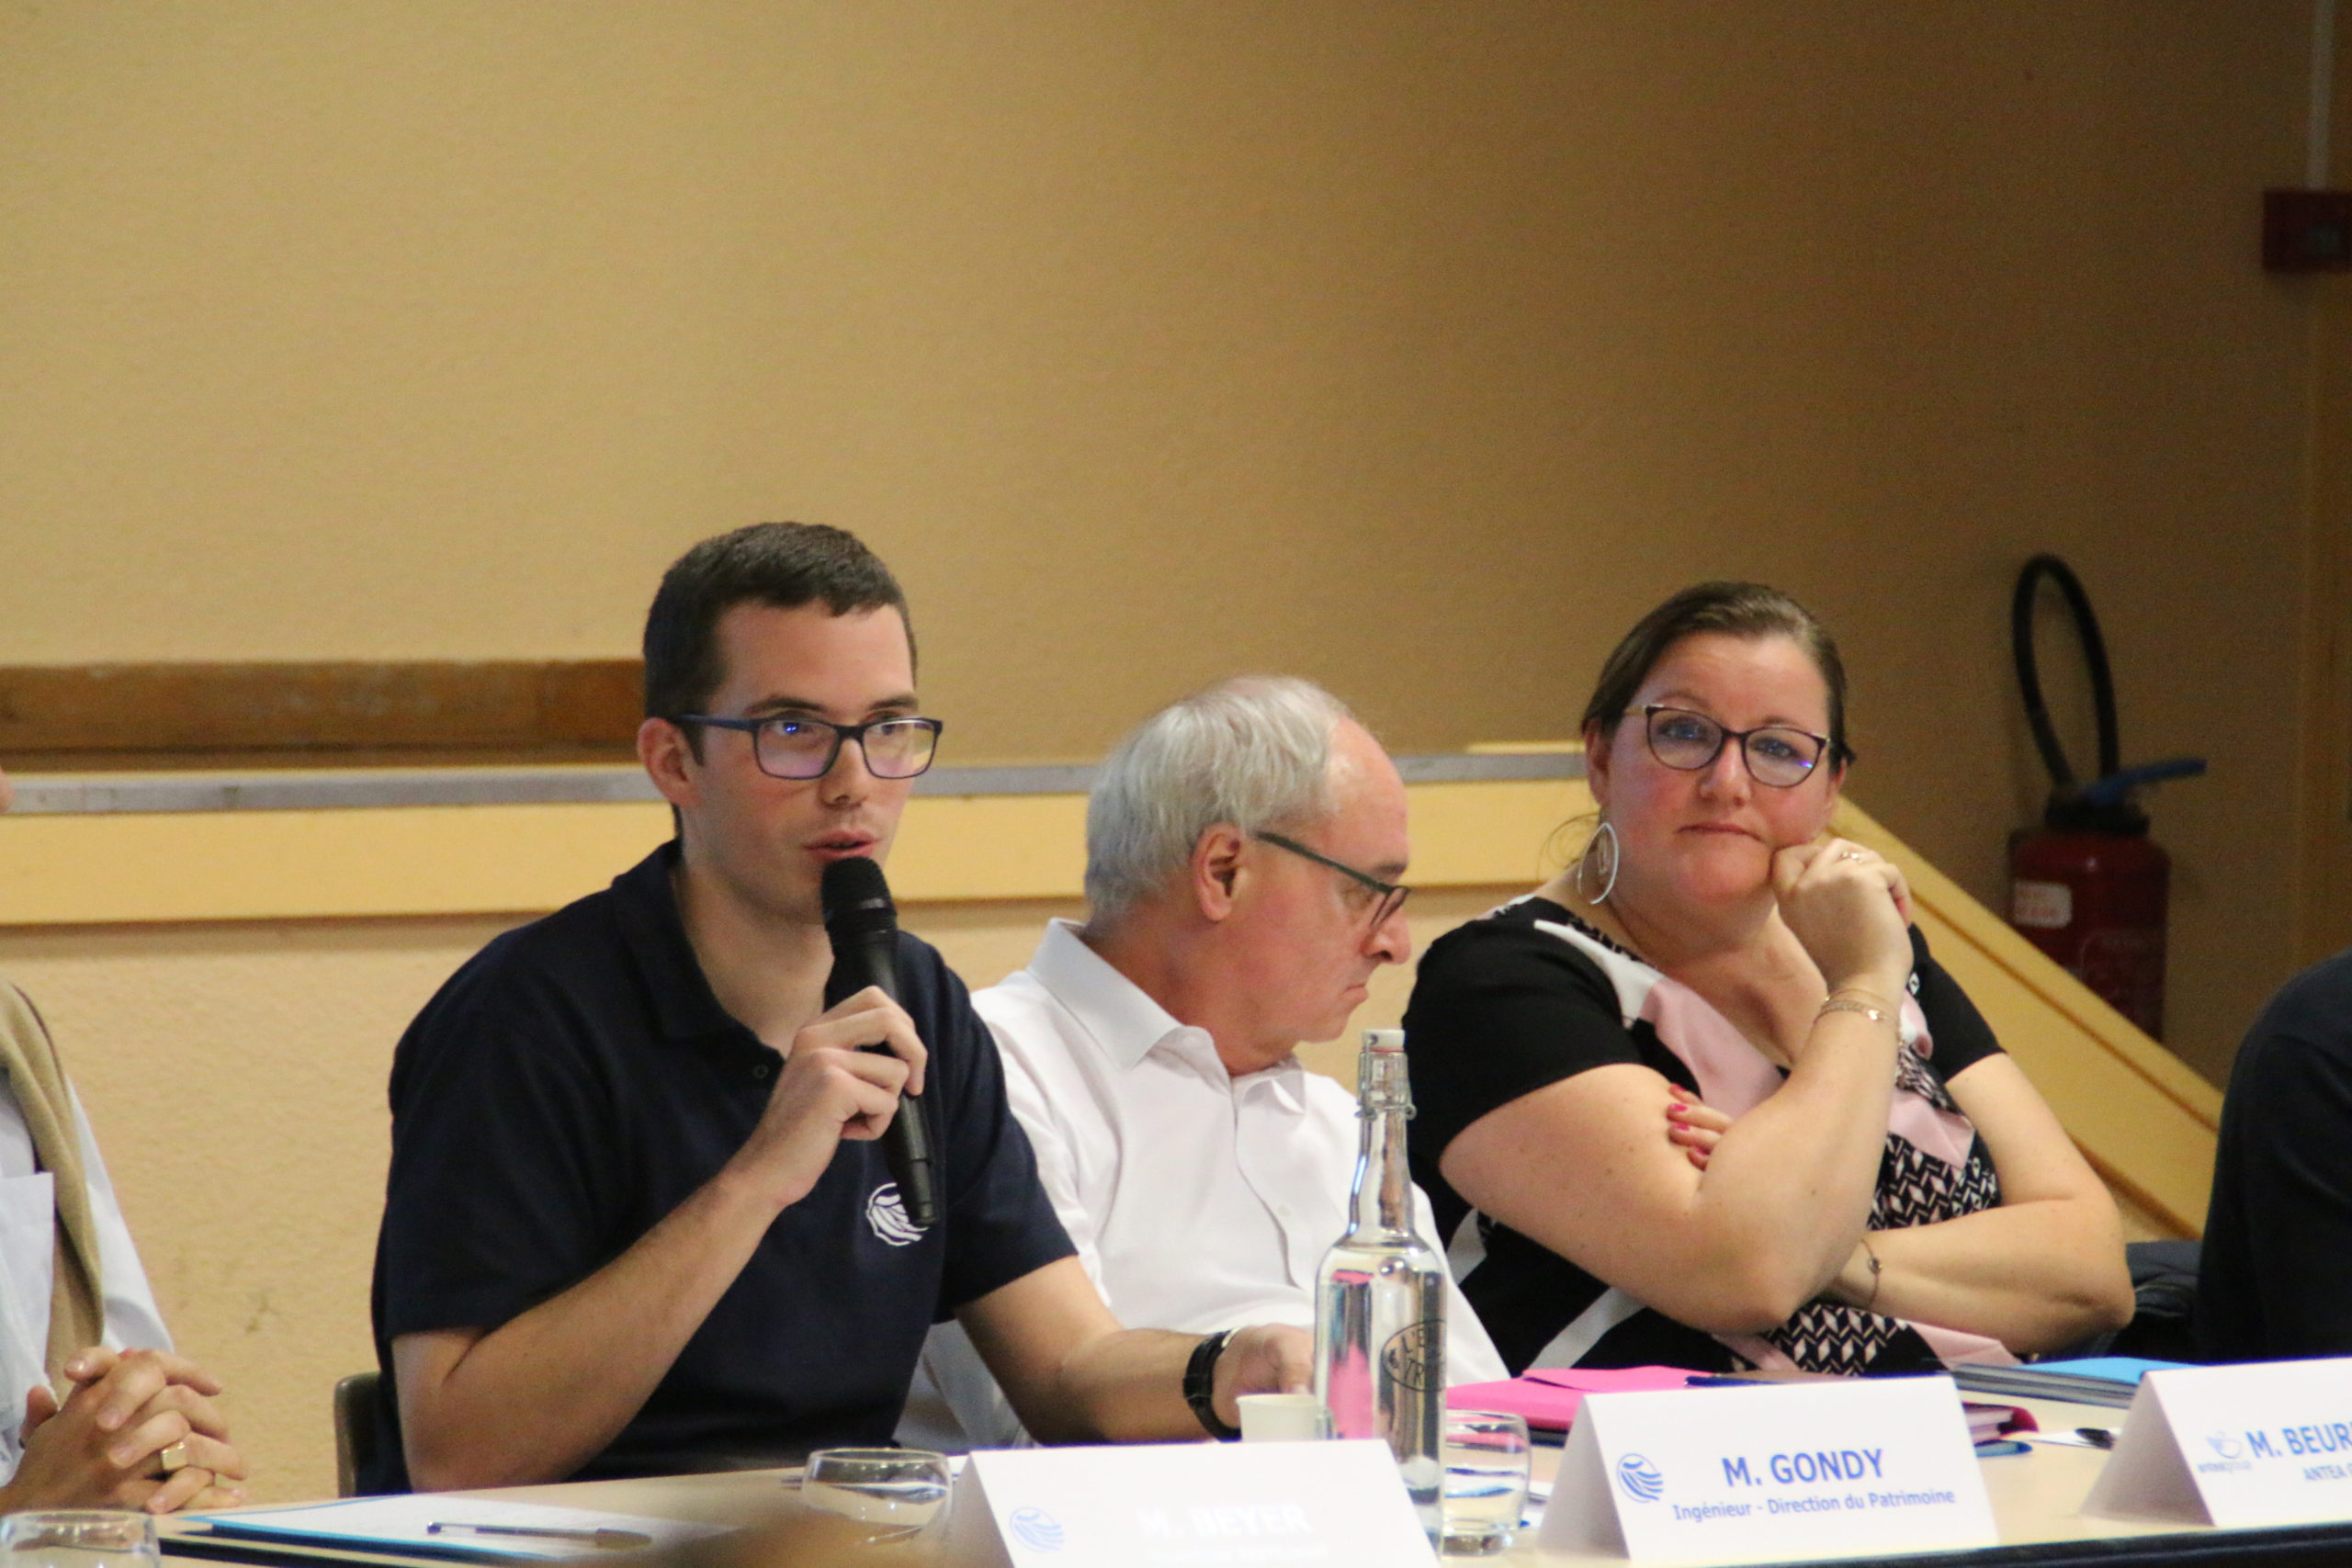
[1840,850,1865,861]
[157,1440,189,1474]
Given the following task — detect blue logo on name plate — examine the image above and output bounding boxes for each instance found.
[1009,1507,1065,1551]
[1616,1453,1666,1503]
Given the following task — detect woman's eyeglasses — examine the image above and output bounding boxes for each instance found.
[1630,705,1831,788]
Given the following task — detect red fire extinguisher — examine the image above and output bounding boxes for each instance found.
[2007,556,2205,1040]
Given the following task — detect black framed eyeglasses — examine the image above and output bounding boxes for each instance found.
[1253,830,1411,928]
[1629,704,1833,788]
[676,714,944,781]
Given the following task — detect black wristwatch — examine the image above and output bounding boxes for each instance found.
[1183,1328,1239,1440]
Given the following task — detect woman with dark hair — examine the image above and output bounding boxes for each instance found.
[1403,584,2132,1376]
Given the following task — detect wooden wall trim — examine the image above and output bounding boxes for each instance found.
[0,661,642,758]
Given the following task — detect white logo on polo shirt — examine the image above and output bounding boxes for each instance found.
[865,1182,926,1246]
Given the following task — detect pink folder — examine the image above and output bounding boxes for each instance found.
[1444,1365,1704,1430]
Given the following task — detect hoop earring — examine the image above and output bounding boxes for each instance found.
[1577,821,1621,904]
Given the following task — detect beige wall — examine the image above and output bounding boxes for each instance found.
[0,2,2334,1078]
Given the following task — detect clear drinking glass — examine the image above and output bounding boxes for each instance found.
[1441,1409,1531,1555]
[801,1449,953,1541]
[0,1513,162,1568]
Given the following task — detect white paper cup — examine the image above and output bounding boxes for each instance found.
[1238,1392,1331,1442]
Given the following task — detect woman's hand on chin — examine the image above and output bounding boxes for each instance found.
[1770,838,1913,998]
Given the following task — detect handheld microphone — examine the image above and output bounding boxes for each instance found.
[820,855,939,1232]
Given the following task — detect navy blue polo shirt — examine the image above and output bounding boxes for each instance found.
[365,843,1073,1489]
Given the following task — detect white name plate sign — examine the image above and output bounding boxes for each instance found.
[1541,1375,1996,1564]
[944,1438,1435,1567]
[2086,1358,2352,1529]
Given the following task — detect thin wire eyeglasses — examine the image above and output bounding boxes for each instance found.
[676,714,944,781]
[1252,830,1412,928]
[1628,704,1833,788]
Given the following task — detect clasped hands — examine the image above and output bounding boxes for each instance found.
[5,1347,248,1514]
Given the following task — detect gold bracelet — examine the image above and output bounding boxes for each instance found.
[1858,1234,1883,1313]
[1816,996,1898,1033]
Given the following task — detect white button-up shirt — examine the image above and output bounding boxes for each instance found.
[0,1077,173,1483]
[903,920,1505,1450]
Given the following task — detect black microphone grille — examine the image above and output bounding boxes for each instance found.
[820,855,897,936]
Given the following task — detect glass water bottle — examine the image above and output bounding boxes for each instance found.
[1314,1028,1446,1540]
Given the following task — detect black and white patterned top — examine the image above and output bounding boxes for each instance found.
[1403,896,2010,1378]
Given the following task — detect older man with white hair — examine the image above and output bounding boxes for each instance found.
[906,677,1503,1449]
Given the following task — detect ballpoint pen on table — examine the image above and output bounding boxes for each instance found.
[426,1523,653,1550]
[2018,1427,2118,1450]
